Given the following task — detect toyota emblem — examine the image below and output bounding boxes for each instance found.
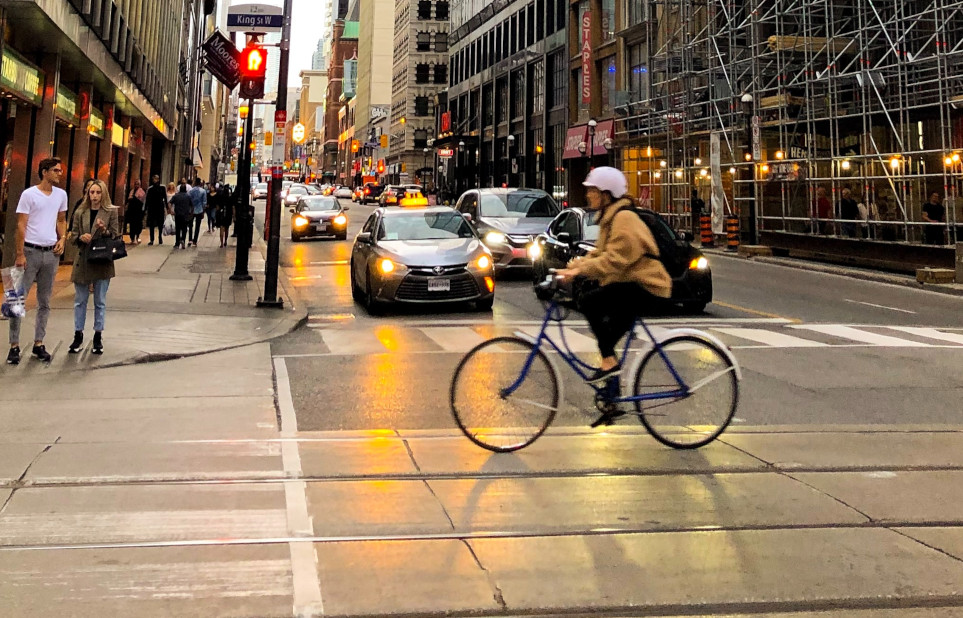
[433,266,445,274]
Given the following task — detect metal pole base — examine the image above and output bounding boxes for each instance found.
[229,273,253,281]
[256,297,284,308]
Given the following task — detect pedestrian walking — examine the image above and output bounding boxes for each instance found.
[812,186,833,235]
[188,178,207,247]
[922,191,946,245]
[7,157,68,365]
[69,178,96,236]
[205,183,219,233]
[166,182,177,203]
[170,184,193,249]
[126,178,146,244]
[67,179,119,355]
[216,185,234,248]
[145,175,168,245]
[838,187,860,238]
[690,188,705,240]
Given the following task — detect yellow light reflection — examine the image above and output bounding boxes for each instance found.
[374,325,403,352]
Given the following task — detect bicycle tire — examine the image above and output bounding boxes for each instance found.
[450,336,559,452]
[633,335,738,449]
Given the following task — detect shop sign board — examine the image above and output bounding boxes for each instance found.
[88,107,106,140]
[202,30,241,89]
[581,12,592,105]
[438,148,454,159]
[0,48,43,107]
[56,84,80,125]
[111,123,126,148]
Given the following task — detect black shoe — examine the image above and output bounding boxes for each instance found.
[148,242,154,246]
[159,239,163,245]
[32,344,51,363]
[586,365,621,385]
[92,332,103,355]
[6,347,20,365]
[69,331,84,354]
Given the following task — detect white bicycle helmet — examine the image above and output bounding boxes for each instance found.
[582,166,628,199]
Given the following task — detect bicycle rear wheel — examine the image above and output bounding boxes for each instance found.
[450,337,559,452]
[633,335,738,449]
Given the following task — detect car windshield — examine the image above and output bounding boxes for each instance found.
[305,185,321,195]
[300,198,339,212]
[255,183,267,191]
[583,211,601,241]
[289,186,307,195]
[479,192,560,218]
[379,212,475,241]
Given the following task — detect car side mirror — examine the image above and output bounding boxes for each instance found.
[343,206,350,211]
[289,208,295,213]
[556,232,573,245]
[356,232,372,244]
[677,230,694,242]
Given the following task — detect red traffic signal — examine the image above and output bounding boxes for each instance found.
[239,45,267,99]
[377,160,385,174]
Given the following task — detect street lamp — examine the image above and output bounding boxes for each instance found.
[423,147,430,188]
[458,140,466,194]
[506,135,515,186]
[741,92,758,245]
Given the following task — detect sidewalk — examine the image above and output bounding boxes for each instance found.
[1,226,305,368]
[2,344,963,616]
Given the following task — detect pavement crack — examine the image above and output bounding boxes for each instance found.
[460,538,507,611]
[888,527,963,565]
[783,471,875,523]
[401,439,422,473]
[422,479,456,531]
[1,438,59,516]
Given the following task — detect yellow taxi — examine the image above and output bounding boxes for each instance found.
[399,190,429,207]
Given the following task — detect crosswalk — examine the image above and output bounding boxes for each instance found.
[284,318,963,357]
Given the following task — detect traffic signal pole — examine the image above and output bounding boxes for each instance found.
[231,104,255,281]
[257,0,293,308]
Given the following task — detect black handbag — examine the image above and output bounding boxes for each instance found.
[87,237,127,263]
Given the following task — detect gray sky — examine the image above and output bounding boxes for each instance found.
[288,0,325,86]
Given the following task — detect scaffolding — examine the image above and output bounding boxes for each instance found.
[617,0,963,245]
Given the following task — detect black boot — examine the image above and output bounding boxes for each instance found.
[92,332,103,355]
[69,331,84,354]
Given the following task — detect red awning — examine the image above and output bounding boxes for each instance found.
[562,125,589,160]
[591,120,615,156]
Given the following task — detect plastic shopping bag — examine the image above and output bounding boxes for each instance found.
[1,266,26,319]
[163,213,176,236]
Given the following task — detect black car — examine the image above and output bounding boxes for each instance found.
[290,196,350,241]
[360,183,386,204]
[529,207,713,312]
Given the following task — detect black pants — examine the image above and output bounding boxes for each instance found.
[175,216,191,247]
[148,225,164,243]
[579,282,660,359]
[191,214,204,244]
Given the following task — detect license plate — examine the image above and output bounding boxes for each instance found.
[427,278,451,292]
[316,223,328,232]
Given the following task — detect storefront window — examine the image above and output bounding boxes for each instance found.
[628,43,648,101]
[602,56,617,113]
[625,0,646,28]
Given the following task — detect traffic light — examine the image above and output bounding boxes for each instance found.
[351,140,359,153]
[239,45,267,100]
[377,159,385,174]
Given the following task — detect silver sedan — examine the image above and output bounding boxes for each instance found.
[350,207,496,314]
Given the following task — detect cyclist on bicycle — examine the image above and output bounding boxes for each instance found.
[556,166,672,391]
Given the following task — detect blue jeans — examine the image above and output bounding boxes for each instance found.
[74,280,110,332]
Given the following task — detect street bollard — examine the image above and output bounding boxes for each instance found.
[726,215,740,252]
[700,215,714,247]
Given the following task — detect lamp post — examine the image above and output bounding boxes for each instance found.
[587,119,598,168]
[741,92,759,245]
[458,140,465,194]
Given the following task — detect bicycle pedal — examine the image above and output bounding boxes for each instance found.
[591,410,626,428]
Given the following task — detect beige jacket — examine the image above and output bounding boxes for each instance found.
[567,198,672,298]
[68,206,120,284]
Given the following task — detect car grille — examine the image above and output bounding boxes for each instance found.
[409,264,468,276]
[396,273,479,301]
[507,234,534,247]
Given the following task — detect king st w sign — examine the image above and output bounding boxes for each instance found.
[227,3,283,33]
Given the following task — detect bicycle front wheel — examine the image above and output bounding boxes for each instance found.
[450,337,559,452]
[633,335,738,449]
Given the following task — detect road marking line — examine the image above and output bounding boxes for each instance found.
[309,260,349,265]
[396,317,793,327]
[844,299,917,314]
[420,326,486,352]
[272,358,324,617]
[316,328,387,355]
[712,327,829,348]
[886,327,963,345]
[712,300,801,323]
[790,325,932,347]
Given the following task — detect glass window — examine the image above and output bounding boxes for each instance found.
[435,32,448,52]
[548,52,566,109]
[416,32,431,52]
[415,96,430,116]
[380,212,475,241]
[511,70,525,119]
[418,0,431,19]
[602,56,617,112]
[300,197,340,212]
[436,0,449,20]
[416,63,430,83]
[626,0,646,26]
[628,43,648,100]
[582,211,600,240]
[434,64,448,84]
[601,0,615,41]
[531,60,545,114]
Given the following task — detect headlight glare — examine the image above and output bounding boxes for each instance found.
[294,216,308,227]
[379,258,396,274]
[476,255,491,270]
[334,214,347,225]
[528,243,542,259]
[689,257,709,270]
[484,231,508,245]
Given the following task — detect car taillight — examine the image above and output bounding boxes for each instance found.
[365,188,370,194]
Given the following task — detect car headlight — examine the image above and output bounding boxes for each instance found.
[378,258,407,274]
[470,254,492,271]
[294,216,309,227]
[334,214,347,225]
[484,231,507,245]
[528,242,542,260]
[689,257,709,270]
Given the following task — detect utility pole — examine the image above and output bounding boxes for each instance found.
[258,0,293,308]
[231,100,255,281]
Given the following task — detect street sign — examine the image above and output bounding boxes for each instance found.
[751,115,762,161]
[292,122,306,144]
[227,3,283,33]
[273,121,286,161]
[201,31,240,89]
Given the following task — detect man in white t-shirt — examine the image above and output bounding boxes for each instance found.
[7,157,68,365]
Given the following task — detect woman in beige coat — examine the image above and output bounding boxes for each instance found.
[557,167,672,392]
[67,179,120,355]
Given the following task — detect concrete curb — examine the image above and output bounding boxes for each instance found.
[705,248,963,297]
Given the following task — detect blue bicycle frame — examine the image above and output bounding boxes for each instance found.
[501,300,690,406]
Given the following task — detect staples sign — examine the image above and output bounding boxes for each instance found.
[581,12,592,105]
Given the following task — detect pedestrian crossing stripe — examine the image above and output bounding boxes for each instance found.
[283,323,963,357]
